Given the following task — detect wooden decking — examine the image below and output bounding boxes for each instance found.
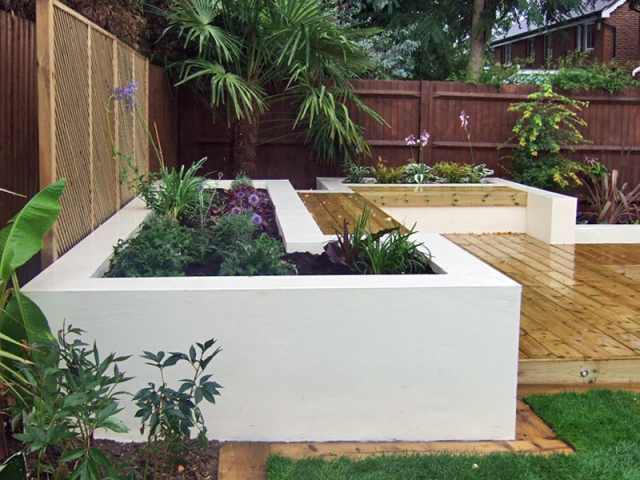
[298,191,407,234]
[446,234,640,385]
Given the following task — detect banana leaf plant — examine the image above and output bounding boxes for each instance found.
[0,179,66,367]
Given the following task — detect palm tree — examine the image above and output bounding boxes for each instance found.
[160,0,385,174]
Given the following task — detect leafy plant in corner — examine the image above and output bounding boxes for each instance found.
[133,339,222,479]
[12,325,131,480]
[324,206,399,272]
[503,84,592,191]
[582,169,640,225]
[357,224,431,275]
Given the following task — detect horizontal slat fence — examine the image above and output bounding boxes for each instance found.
[0,10,40,283]
[178,80,640,189]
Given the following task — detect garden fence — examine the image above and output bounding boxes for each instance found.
[0,10,40,281]
[179,80,640,189]
[36,0,149,265]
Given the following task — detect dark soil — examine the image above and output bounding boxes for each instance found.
[6,434,220,479]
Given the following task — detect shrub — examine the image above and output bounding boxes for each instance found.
[429,162,493,184]
[106,216,195,277]
[504,84,593,191]
[219,234,296,276]
[582,168,640,224]
[371,160,405,184]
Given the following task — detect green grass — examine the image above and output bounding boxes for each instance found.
[266,389,640,480]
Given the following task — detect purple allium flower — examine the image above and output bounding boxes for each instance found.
[113,81,139,109]
[460,110,469,129]
[405,134,417,146]
[236,190,246,198]
[248,194,260,206]
[419,131,430,147]
[230,206,242,216]
[251,213,263,225]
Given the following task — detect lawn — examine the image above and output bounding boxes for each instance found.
[266,389,640,480]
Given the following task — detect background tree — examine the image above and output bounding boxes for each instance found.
[332,0,601,81]
[158,0,384,174]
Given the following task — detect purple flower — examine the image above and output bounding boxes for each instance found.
[113,81,139,109]
[251,213,263,225]
[248,194,260,206]
[405,134,417,146]
[460,110,469,129]
[419,131,430,147]
[236,190,245,198]
[230,206,242,216]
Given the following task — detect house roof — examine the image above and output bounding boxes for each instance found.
[491,0,626,47]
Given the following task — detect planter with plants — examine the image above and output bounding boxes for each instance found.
[23,167,522,443]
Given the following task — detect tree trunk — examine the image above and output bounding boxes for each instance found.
[228,113,260,178]
[467,0,492,81]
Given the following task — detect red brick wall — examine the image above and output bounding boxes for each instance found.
[606,4,640,63]
[493,14,637,68]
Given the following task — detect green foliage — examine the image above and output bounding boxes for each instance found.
[0,452,27,479]
[229,173,253,189]
[549,54,640,93]
[160,0,384,167]
[401,161,432,184]
[429,162,493,184]
[0,180,65,372]
[106,216,195,277]
[266,388,640,480]
[324,207,430,275]
[343,162,373,184]
[120,156,208,221]
[134,339,222,478]
[582,169,640,225]
[370,160,405,184]
[219,233,296,276]
[505,84,592,191]
[356,225,431,275]
[12,325,131,480]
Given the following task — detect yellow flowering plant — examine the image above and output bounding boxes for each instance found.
[503,84,601,191]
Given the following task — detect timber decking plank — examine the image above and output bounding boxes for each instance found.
[351,185,527,207]
[297,192,343,234]
[297,191,409,234]
[445,233,640,368]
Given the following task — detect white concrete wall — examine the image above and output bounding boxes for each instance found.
[318,177,578,244]
[382,206,526,234]
[24,181,522,443]
[575,224,640,244]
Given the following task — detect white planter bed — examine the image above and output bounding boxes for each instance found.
[317,177,577,244]
[575,224,640,244]
[24,180,521,443]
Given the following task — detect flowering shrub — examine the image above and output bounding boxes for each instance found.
[504,84,596,191]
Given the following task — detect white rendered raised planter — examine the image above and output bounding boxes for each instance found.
[575,224,640,244]
[317,177,577,244]
[24,180,521,443]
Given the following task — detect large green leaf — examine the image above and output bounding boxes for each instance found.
[1,291,55,362]
[0,178,66,286]
[0,452,27,478]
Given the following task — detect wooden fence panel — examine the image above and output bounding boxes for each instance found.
[0,10,40,283]
[177,79,640,189]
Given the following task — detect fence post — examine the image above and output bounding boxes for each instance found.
[422,81,435,165]
[36,0,57,266]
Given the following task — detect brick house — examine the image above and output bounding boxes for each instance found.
[491,0,640,67]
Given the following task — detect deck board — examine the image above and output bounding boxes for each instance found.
[298,191,407,234]
[446,233,640,384]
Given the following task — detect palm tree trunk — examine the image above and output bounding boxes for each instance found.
[228,113,260,178]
